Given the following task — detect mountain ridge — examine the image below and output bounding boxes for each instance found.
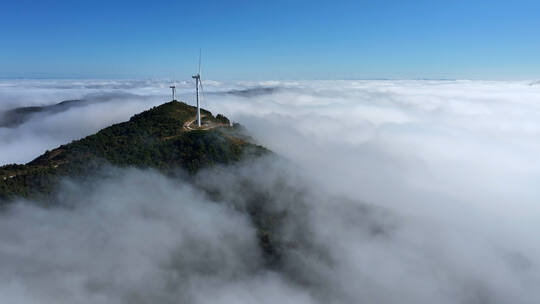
[0,101,269,201]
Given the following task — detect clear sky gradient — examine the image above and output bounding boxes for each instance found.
[1,0,539,80]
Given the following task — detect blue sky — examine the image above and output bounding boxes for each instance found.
[1,0,539,80]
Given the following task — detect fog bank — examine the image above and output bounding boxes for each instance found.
[1,79,540,303]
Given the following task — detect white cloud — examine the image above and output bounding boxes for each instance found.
[1,79,540,303]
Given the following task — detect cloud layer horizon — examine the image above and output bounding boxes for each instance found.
[1,79,540,303]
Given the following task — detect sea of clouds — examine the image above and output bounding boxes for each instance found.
[1,79,540,303]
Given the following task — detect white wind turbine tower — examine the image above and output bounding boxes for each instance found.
[192,50,203,127]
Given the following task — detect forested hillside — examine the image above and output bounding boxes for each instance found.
[0,101,268,201]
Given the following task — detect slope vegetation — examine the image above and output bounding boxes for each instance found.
[0,101,267,201]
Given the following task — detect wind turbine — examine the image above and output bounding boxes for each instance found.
[169,84,176,101]
[192,50,202,127]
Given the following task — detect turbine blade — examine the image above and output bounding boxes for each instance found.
[198,49,202,76]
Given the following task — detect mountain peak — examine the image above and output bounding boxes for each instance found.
[0,101,267,201]
[129,101,231,133]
